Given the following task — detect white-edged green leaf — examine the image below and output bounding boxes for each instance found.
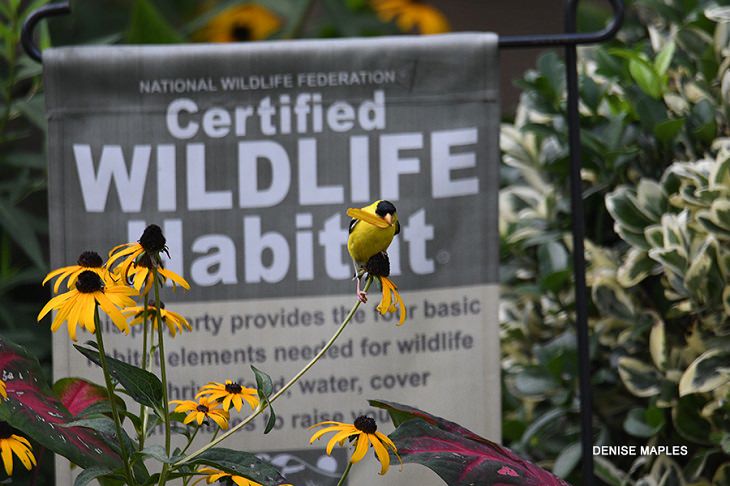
[650,315,667,371]
[679,349,730,396]
[618,357,662,397]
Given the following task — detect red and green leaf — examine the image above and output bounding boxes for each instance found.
[0,337,121,470]
[53,377,110,416]
[371,400,570,486]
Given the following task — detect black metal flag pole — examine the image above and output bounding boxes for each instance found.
[22,2,624,483]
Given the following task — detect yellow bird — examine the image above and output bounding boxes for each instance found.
[347,200,400,302]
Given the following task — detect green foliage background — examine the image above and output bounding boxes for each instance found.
[501,0,730,484]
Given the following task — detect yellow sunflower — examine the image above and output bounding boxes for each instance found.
[309,416,400,475]
[196,380,259,412]
[37,270,136,341]
[193,467,292,486]
[0,423,35,476]
[170,396,229,430]
[371,0,450,34]
[0,380,6,400]
[123,303,191,338]
[198,4,282,43]
[377,277,406,325]
[42,251,111,293]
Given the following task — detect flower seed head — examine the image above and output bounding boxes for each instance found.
[0,422,12,439]
[354,416,377,434]
[225,382,243,394]
[77,251,103,268]
[139,225,167,253]
[196,404,209,413]
[76,271,104,293]
[365,253,390,277]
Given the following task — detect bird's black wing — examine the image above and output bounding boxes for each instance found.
[348,218,359,234]
[394,220,400,235]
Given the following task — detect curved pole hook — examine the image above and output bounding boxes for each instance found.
[21,1,71,63]
[499,0,624,48]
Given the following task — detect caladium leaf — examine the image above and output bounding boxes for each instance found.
[0,337,121,470]
[53,377,116,416]
[371,400,569,486]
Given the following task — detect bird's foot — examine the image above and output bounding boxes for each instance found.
[357,290,368,303]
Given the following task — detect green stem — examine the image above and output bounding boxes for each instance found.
[94,309,136,485]
[174,276,374,467]
[180,425,200,455]
[153,275,172,486]
[336,461,353,486]
[139,294,150,449]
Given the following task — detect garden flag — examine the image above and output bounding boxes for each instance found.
[44,33,500,485]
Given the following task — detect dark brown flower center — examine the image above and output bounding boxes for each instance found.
[354,415,377,434]
[366,252,390,277]
[0,422,13,439]
[76,270,104,293]
[138,224,167,254]
[232,24,252,41]
[77,251,103,268]
[196,404,209,413]
[225,382,243,394]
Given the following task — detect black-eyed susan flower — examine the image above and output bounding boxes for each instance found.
[37,270,136,341]
[192,467,292,486]
[0,423,35,476]
[121,254,190,295]
[123,302,192,338]
[370,0,450,35]
[196,380,259,412]
[377,277,406,325]
[198,4,281,43]
[170,397,229,430]
[0,380,6,400]
[106,224,171,283]
[42,251,111,293]
[309,416,400,475]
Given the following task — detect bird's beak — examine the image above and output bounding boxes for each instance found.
[384,213,393,225]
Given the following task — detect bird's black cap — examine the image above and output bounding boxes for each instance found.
[375,200,397,217]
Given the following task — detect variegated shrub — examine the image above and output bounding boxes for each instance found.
[501,0,730,484]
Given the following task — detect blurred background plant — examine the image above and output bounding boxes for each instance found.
[500,0,730,484]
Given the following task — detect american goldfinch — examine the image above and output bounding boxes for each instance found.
[347,200,400,303]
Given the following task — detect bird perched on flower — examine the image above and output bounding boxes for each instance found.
[347,200,400,303]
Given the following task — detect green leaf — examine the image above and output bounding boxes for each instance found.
[617,248,655,287]
[594,456,628,486]
[617,357,662,397]
[250,366,275,433]
[553,442,581,478]
[191,448,286,485]
[74,344,164,410]
[74,466,120,486]
[655,41,676,75]
[134,445,181,464]
[127,0,182,44]
[673,395,713,445]
[0,199,46,270]
[654,118,685,144]
[629,57,662,99]
[649,315,667,370]
[623,407,664,438]
[679,348,730,396]
[513,367,559,398]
